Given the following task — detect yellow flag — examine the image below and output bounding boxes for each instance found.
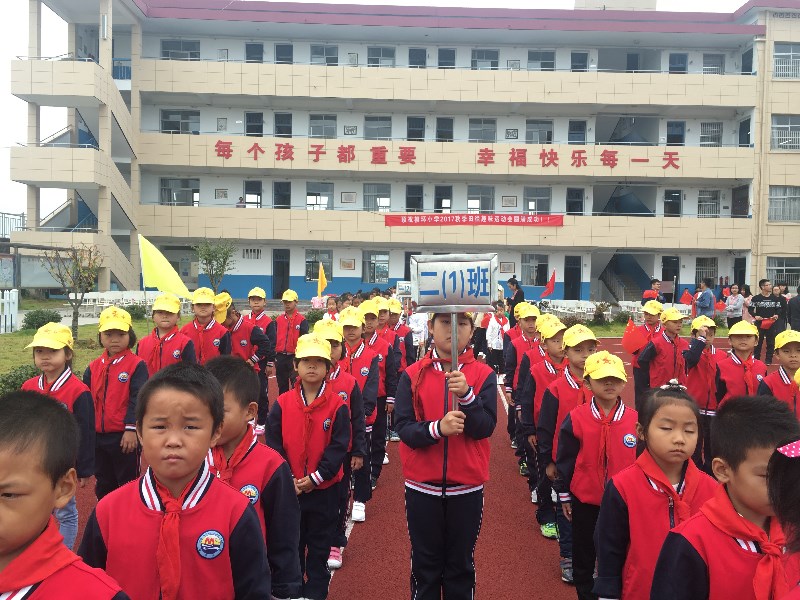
[317,261,328,297]
[138,234,191,298]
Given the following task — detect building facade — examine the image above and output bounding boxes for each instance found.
[9,0,800,300]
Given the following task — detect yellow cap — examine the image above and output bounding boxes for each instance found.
[295,333,331,361]
[691,315,717,331]
[513,303,523,319]
[26,322,73,350]
[795,368,800,386]
[192,287,215,305]
[728,321,759,337]
[535,313,559,333]
[387,298,403,314]
[152,293,181,314]
[660,307,684,323]
[373,296,389,313]
[281,289,299,302]
[248,287,266,299]
[360,299,380,317]
[538,318,567,340]
[642,300,664,316]
[339,306,365,328]
[98,306,132,333]
[314,319,344,342]
[775,330,800,350]
[584,350,628,382]
[214,292,232,323]
[562,324,598,349]
[517,303,541,320]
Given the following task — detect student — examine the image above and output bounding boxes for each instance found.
[274,289,309,395]
[79,362,271,599]
[322,296,339,321]
[555,351,638,600]
[394,312,497,600]
[631,300,663,413]
[215,293,270,374]
[179,287,231,365]
[593,385,718,600]
[245,286,277,437]
[767,435,800,599]
[716,321,767,406]
[641,278,666,305]
[651,395,800,600]
[407,304,429,361]
[388,298,416,370]
[21,323,95,549]
[205,356,302,600]
[758,330,800,418]
[266,334,350,600]
[485,301,510,374]
[136,293,196,376]
[0,391,128,599]
[637,307,688,390]
[84,306,148,500]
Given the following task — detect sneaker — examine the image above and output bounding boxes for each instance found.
[351,501,366,522]
[254,424,265,436]
[371,477,378,491]
[519,461,529,477]
[389,430,400,442]
[510,439,518,449]
[383,452,389,465]
[531,489,538,504]
[540,523,558,539]
[327,547,343,569]
[560,558,574,584]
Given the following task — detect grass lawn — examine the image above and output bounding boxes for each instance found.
[18,297,70,311]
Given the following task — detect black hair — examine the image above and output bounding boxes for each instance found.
[759,278,770,288]
[507,277,519,288]
[777,281,787,287]
[204,356,259,409]
[135,362,224,431]
[31,346,74,370]
[742,284,752,297]
[639,386,700,438]
[768,440,800,553]
[712,396,800,470]
[650,278,660,285]
[97,328,137,349]
[293,356,333,371]
[702,277,715,289]
[0,390,79,485]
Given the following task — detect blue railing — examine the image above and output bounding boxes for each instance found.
[113,58,131,80]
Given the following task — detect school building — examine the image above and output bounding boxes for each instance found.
[9,0,800,300]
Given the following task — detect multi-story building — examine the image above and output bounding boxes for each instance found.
[9,0,800,300]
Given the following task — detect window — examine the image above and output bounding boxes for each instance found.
[275,44,293,64]
[407,117,425,141]
[566,188,584,215]
[568,120,587,144]
[363,183,391,212]
[438,48,456,69]
[664,189,682,217]
[160,40,200,60]
[626,53,641,73]
[774,43,800,79]
[362,251,389,284]
[273,182,291,209]
[306,250,333,282]
[434,185,452,213]
[242,248,261,260]
[309,114,336,139]
[771,115,800,150]
[768,186,800,221]
[526,119,553,144]
[666,121,686,146]
[697,190,720,217]
[243,180,262,208]
[524,187,551,214]
[245,43,263,63]
[436,117,454,142]
[521,254,549,286]
[469,118,496,143]
[160,109,199,134]
[274,113,292,138]
[570,52,589,72]
[528,50,555,71]
[365,116,392,140]
[695,258,718,285]
[406,185,424,212]
[471,49,499,70]
[703,54,725,75]
[700,122,723,147]
[741,48,753,75]
[160,178,199,206]
[409,48,427,68]
[368,46,395,67]
[244,112,263,136]
[306,182,333,211]
[467,185,494,214]
[739,118,751,147]
[767,256,800,289]
[668,53,688,74]
[311,45,338,66]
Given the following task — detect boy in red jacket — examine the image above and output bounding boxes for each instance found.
[136,293,196,376]
[631,300,663,412]
[758,330,800,418]
[245,286,276,431]
[636,307,688,389]
[274,289,309,395]
[0,391,127,600]
[179,287,231,364]
[716,321,767,406]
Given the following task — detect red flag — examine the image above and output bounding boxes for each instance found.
[642,289,658,300]
[540,270,556,298]
[715,300,726,312]
[722,287,731,298]
[679,289,693,305]
[622,318,649,354]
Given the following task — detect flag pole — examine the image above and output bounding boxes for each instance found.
[672,276,677,308]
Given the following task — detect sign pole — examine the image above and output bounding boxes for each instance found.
[672,276,677,308]
[451,312,459,413]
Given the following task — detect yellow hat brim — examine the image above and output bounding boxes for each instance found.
[99,319,131,333]
[25,336,70,350]
[586,366,628,382]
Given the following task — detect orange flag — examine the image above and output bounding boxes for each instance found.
[622,318,649,354]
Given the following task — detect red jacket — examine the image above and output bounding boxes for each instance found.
[136,326,195,376]
[684,338,725,414]
[83,350,148,433]
[504,332,540,394]
[758,367,799,419]
[275,311,307,354]
[392,321,415,370]
[179,319,231,364]
[523,354,568,435]
[327,364,366,456]
[342,341,379,426]
[715,353,768,406]
[537,367,591,464]
[631,323,661,369]
[639,331,689,388]
[366,332,398,401]
[227,315,270,371]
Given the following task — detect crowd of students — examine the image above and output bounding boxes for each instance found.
[2,284,800,600]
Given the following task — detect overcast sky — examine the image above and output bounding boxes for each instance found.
[1,0,745,217]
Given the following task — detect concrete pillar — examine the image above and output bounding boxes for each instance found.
[129,229,140,270]
[98,267,111,291]
[98,105,112,152]
[97,186,112,235]
[26,186,40,229]
[28,0,41,57]
[27,104,40,145]
[99,0,112,71]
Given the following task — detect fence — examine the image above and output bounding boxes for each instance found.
[0,289,19,334]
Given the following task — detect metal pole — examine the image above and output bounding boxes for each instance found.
[451,312,459,412]
[672,275,677,307]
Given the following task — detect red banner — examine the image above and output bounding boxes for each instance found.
[384,214,564,227]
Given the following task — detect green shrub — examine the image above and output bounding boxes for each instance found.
[126,304,147,321]
[0,365,40,396]
[713,314,726,329]
[306,309,325,328]
[591,302,610,325]
[561,314,585,328]
[614,310,633,325]
[21,309,63,331]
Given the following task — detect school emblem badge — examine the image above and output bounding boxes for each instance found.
[338,391,348,402]
[323,418,332,431]
[623,433,637,448]
[172,349,181,359]
[240,484,260,504]
[196,530,225,559]
[213,338,220,347]
[295,324,301,330]
[377,354,384,362]
[240,339,248,347]
[360,366,370,377]
[117,372,129,383]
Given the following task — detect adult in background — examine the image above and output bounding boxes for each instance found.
[641,278,666,305]
[789,285,800,331]
[773,284,789,333]
[506,277,525,328]
[741,284,755,323]
[694,278,715,319]
[724,283,744,328]
[748,278,786,364]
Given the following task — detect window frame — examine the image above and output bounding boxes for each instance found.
[363,183,392,212]
[408,48,427,68]
[160,40,200,61]
[306,182,333,211]
[438,48,456,69]
[364,116,392,141]
[407,116,426,142]
[362,250,390,284]
[570,51,589,72]
[160,109,199,134]
[471,49,499,70]
[467,185,495,214]
[367,46,396,67]
[436,117,454,142]
[566,188,585,215]
[771,115,800,150]
[527,50,556,72]
[159,178,200,206]
[405,184,424,212]
[310,44,339,66]
[434,185,452,213]
[774,43,800,79]
[697,190,721,218]
[305,249,333,282]
[699,122,723,147]
[695,257,718,286]
[664,189,682,217]
[273,181,291,209]
[768,186,800,222]
[243,180,262,208]
[767,256,800,289]
[567,120,587,145]
[521,253,549,287]
[274,112,292,138]
[526,119,554,144]
[245,43,264,63]
[668,53,689,74]
[666,121,686,146]
[309,114,337,139]
[524,187,552,215]
[274,43,293,64]
[468,118,497,143]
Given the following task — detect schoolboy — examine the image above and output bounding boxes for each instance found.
[245,286,277,430]
[205,356,302,600]
[79,362,271,600]
[179,287,231,364]
[0,391,127,599]
[758,330,800,418]
[214,293,270,374]
[136,293,196,376]
[631,300,663,412]
[651,395,800,600]
[274,289,309,395]
[382,298,408,443]
[637,307,688,389]
[266,334,350,600]
[716,321,768,405]
[388,298,416,370]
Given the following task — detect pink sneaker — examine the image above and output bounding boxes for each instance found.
[327,546,343,569]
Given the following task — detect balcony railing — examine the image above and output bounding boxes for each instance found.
[113,58,131,80]
[774,58,800,79]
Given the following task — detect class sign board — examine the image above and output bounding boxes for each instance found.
[411,254,499,314]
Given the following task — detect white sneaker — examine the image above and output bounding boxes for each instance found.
[531,489,538,503]
[352,501,366,522]
[383,452,389,465]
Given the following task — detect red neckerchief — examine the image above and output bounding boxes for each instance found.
[96,349,132,407]
[700,485,788,600]
[0,517,78,593]
[153,476,196,600]
[193,318,217,364]
[543,354,568,377]
[731,352,759,395]
[327,311,338,321]
[210,424,256,484]
[590,397,624,483]
[636,450,700,524]
[411,347,476,421]
[296,381,331,470]
[146,326,178,374]
[343,340,366,376]
[564,366,591,405]
[519,331,538,350]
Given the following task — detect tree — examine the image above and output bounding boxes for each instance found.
[41,243,104,339]
[194,238,237,294]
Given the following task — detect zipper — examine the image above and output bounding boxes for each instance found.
[283,314,292,352]
[668,496,675,528]
[101,368,109,433]
[441,376,449,498]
